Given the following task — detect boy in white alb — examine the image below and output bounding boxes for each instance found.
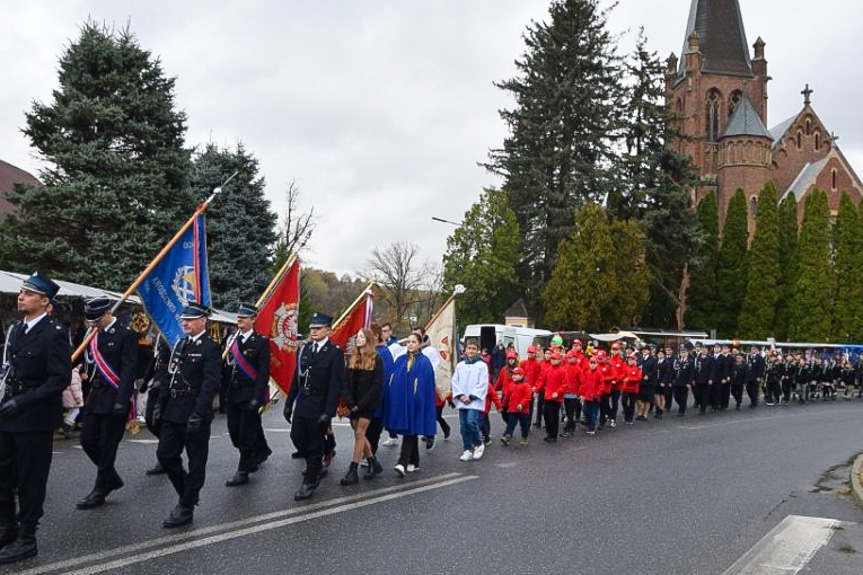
[451,339,488,461]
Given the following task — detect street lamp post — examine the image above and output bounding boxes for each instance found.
[431,216,462,226]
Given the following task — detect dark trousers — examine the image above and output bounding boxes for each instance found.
[710,383,723,410]
[731,384,744,407]
[225,402,270,473]
[157,419,212,507]
[80,411,126,487]
[622,392,637,422]
[563,397,580,432]
[543,401,561,438]
[599,393,611,425]
[696,383,710,414]
[765,381,781,404]
[503,413,530,438]
[781,380,793,403]
[290,416,325,483]
[664,385,674,410]
[398,435,419,467]
[720,382,731,409]
[367,417,384,454]
[583,400,600,431]
[534,394,545,425]
[435,405,451,437]
[145,386,162,437]
[0,430,53,524]
[480,413,491,440]
[609,389,621,421]
[674,386,689,415]
[746,380,760,407]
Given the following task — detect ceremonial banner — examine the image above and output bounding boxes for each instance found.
[137,214,211,346]
[330,284,375,351]
[255,258,301,394]
[425,295,457,400]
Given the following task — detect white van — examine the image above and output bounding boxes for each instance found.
[462,324,552,358]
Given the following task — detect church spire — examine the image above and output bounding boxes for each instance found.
[679,0,754,77]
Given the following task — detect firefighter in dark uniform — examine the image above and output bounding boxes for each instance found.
[76,297,139,510]
[224,303,272,487]
[283,312,344,501]
[0,273,71,564]
[746,346,765,408]
[153,303,221,528]
[693,343,714,415]
[144,335,171,475]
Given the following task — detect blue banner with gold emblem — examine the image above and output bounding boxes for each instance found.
[136,214,211,345]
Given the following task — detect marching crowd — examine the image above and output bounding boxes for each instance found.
[0,271,861,565]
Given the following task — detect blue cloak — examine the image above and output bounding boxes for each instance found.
[383,351,436,436]
[374,345,395,419]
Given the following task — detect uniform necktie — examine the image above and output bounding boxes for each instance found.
[22,323,29,336]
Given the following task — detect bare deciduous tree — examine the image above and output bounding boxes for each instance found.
[366,242,432,331]
[272,180,316,269]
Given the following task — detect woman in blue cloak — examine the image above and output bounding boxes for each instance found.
[383,332,436,476]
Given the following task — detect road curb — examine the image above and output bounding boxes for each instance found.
[851,452,863,507]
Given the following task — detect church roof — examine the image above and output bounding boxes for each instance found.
[679,0,754,77]
[0,159,41,216]
[504,298,530,319]
[720,94,771,140]
[769,114,797,148]
[783,157,830,201]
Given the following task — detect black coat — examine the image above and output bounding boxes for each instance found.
[746,354,766,382]
[0,316,72,432]
[693,353,713,384]
[711,354,730,383]
[342,354,384,415]
[160,333,222,423]
[657,358,675,384]
[224,331,270,404]
[84,321,139,414]
[674,357,694,386]
[640,355,658,385]
[288,339,344,420]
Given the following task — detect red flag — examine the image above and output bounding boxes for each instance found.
[330,285,374,350]
[255,258,300,393]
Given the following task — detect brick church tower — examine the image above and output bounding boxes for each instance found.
[666,0,771,229]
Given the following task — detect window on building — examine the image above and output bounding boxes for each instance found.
[796,131,802,149]
[832,169,838,191]
[729,91,742,118]
[805,117,812,136]
[706,89,721,142]
[815,132,821,150]
[749,196,758,218]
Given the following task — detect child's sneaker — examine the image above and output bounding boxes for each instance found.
[472,443,486,460]
[500,434,511,446]
[518,438,528,446]
[459,450,473,462]
[587,430,596,436]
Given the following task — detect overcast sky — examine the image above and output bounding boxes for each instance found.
[1,0,861,276]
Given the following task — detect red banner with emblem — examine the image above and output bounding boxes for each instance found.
[255,258,300,393]
[330,284,374,350]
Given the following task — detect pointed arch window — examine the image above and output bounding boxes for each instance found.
[749,195,758,218]
[815,132,821,150]
[805,117,812,135]
[729,91,743,118]
[832,169,838,191]
[796,131,803,149]
[706,89,721,143]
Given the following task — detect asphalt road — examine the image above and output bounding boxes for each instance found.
[5,398,863,575]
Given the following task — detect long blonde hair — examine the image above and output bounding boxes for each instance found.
[349,328,378,371]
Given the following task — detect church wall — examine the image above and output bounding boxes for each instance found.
[772,112,830,195]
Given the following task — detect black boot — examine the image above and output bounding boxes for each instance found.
[294,482,316,501]
[162,503,194,528]
[225,471,249,487]
[146,462,166,476]
[0,521,37,564]
[0,505,16,549]
[340,462,359,486]
[76,485,107,510]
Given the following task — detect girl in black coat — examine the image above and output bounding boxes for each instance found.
[340,328,384,485]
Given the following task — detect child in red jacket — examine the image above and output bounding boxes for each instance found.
[621,355,642,425]
[481,380,503,445]
[501,368,531,446]
[579,356,604,435]
[562,350,583,437]
[536,351,566,442]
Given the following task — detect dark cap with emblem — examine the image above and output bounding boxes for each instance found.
[236,303,258,318]
[21,271,60,301]
[308,312,333,328]
[84,296,113,321]
[179,302,210,320]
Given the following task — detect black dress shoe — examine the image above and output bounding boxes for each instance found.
[0,525,18,548]
[254,448,273,467]
[290,451,307,459]
[225,472,249,487]
[293,483,316,501]
[76,489,107,510]
[105,473,124,494]
[162,504,194,528]
[146,463,167,476]
[0,522,37,564]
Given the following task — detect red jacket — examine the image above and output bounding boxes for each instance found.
[608,355,626,390]
[536,364,566,403]
[572,351,589,370]
[579,368,604,401]
[520,358,542,391]
[621,366,642,394]
[494,366,515,409]
[599,363,615,395]
[507,381,532,414]
[484,382,502,414]
[564,363,582,395]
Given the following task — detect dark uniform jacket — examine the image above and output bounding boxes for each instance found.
[640,355,658,386]
[746,354,765,383]
[0,316,71,432]
[694,353,713,384]
[225,331,270,404]
[657,358,675,385]
[730,361,748,386]
[160,333,221,424]
[673,356,694,387]
[85,320,138,414]
[288,339,344,420]
[711,353,731,383]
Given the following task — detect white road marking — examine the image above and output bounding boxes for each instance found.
[18,472,468,575]
[127,439,159,444]
[264,427,291,432]
[721,514,842,575]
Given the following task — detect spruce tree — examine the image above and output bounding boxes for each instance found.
[684,191,720,331]
[485,0,624,318]
[715,189,749,337]
[613,31,700,327]
[544,204,617,332]
[190,142,277,310]
[775,195,799,340]
[441,189,521,325]
[3,21,192,289]
[738,182,780,338]
[607,219,650,328]
[791,190,833,341]
[831,193,863,342]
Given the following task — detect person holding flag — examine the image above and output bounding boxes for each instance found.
[153,303,221,528]
[223,303,272,487]
[76,297,138,510]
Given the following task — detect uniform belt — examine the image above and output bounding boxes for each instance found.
[169,388,200,398]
